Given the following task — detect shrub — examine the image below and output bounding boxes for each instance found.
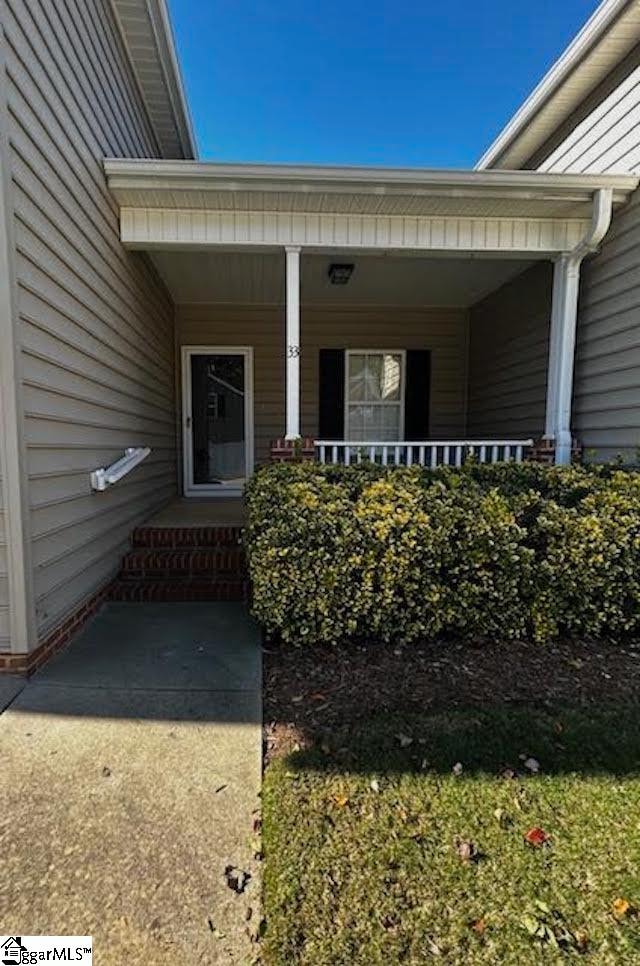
[244,462,640,645]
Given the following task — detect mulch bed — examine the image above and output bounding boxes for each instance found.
[263,635,640,764]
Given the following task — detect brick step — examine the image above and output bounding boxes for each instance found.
[109,577,249,603]
[131,525,243,550]
[120,547,246,580]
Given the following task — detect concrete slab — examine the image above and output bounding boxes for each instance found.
[0,675,25,712]
[36,603,261,693]
[0,603,261,965]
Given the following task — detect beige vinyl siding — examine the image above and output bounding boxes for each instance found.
[572,187,640,461]
[176,303,469,465]
[467,263,552,439]
[0,482,7,651]
[526,48,640,462]
[533,48,640,175]
[4,0,177,638]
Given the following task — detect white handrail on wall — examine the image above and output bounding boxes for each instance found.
[315,440,534,467]
[90,447,151,492]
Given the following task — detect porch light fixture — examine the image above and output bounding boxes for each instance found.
[328,263,354,285]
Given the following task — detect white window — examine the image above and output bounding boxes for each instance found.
[345,350,405,441]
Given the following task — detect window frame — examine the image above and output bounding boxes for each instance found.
[344,348,406,441]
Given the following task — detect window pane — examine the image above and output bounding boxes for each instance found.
[347,404,368,440]
[379,354,401,400]
[191,354,245,483]
[348,352,402,401]
[380,405,401,437]
[347,403,400,441]
[348,353,367,402]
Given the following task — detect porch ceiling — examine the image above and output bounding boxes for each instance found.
[106,160,638,256]
[149,250,535,308]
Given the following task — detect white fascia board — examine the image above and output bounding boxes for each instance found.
[104,159,639,203]
[476,0,637,170]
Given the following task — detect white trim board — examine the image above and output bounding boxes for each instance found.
[0,31,36,653]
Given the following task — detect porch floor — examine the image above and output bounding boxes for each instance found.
[146,497,246,528]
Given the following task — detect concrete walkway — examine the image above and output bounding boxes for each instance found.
[0,603,262,965]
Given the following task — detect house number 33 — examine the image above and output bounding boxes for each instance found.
[288,345,300,357]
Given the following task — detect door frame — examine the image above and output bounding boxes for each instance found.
[181,345,254,497]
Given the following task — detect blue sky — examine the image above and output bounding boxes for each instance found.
[169,0,601,168]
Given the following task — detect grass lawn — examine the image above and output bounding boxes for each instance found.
[262,704,640,963]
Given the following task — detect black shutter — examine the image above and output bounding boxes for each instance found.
[318,349,345,439]
[404,350,431,440]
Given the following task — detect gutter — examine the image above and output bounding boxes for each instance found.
[103,159,639,202]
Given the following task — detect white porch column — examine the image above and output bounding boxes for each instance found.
[285,246,301,439]
[545,255,582,465]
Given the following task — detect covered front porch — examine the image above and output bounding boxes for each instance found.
[105,161,637,494]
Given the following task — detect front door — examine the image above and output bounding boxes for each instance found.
[182,347,254,496]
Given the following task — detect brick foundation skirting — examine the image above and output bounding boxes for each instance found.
[526,437,583,465]
[270,436,316,462]
[0,580,113,675]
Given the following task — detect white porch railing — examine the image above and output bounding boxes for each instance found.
[90,447,151,491]
[315,440,533,467]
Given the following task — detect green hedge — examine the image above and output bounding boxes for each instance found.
[244,462,640,645]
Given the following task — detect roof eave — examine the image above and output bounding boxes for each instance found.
[104,158,639,204]
[476,0,637,170]
[110,0,196,160]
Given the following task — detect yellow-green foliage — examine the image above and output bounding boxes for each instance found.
[245,462,640,645]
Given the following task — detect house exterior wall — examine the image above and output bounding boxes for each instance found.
[534,53,640,174]
[467,263,552,440]
[0,487,6,652]
[524,47,640,463]
[175,303,469,466]
[1,0,177,650]
[573,188,640,461]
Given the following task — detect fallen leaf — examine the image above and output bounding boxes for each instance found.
[370,779,380,793]
[396,733,413,748]
[309,692,327,702]
[291,695,304,704]
[456,839,479,862]
[524,757,540,774]
[207,918,225,939]
[612,897,634,920]
[524,827,550,848]
[494,807,512,828]
[224,865,251,894]
[452,762,463,777]
[574,929,589,950]
[333,793,350,808]
[554,721,564,735]
[470,917,487,935]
